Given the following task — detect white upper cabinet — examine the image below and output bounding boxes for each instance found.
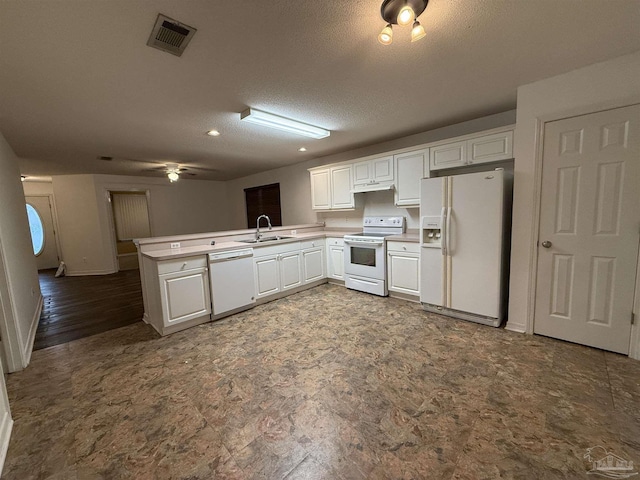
[309,127,513,210]
[309,164,355,211]
[310,169,331,210]
[330,165,355,209]
[430,141,467,170]
[394,148,429,207]
[468,131,513,165]
[353,155,394,187]
[430,129,513,171]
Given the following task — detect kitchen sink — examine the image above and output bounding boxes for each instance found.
[238,235,294,244]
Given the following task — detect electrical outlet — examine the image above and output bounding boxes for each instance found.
[82,257,87,263]
[170,242,180,249]
[291,230,297,235]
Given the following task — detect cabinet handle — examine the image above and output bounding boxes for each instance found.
[402,246,407,250]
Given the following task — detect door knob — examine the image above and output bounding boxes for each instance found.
[541,240,552,248]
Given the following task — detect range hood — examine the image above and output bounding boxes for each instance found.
[351,183,395,193]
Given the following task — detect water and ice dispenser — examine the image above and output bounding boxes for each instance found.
[421,216,442,247]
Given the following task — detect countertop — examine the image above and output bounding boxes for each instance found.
[143,230,358,261]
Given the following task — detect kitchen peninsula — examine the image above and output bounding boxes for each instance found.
[136,223,393,335]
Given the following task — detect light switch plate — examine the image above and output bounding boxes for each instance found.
[170,242,180,249]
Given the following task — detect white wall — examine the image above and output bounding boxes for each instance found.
[50,174,230,275]
[52,175,115,275]
[506,51,640,357]
[22,181,53,196]
[0,132,42,371]
[225,111,516,230]
[93,175,230,237]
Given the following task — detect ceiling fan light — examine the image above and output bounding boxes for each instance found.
[397,5,414,25]
[167,171,180,182]
[410,20,426,42]
[378,24,393,45]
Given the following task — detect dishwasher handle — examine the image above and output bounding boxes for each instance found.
[208,250,253,263]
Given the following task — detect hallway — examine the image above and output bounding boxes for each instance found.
[35,269,144,350]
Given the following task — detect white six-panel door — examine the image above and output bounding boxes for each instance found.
[534,105,640,354]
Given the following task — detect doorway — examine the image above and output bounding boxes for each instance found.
[533,104,640,354]
[24,195,60,270]
[109,191,151,271]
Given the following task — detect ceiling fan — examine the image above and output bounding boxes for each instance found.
[97,156,217,181]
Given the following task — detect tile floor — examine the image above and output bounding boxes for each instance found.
[3,284,639,479]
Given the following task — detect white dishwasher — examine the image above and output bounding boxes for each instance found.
[208,249,255,317]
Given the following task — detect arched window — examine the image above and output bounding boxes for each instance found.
[26,204,45,256]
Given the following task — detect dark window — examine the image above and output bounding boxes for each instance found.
[245,183,282,228]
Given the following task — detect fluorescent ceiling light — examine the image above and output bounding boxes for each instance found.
[240,108,330,139]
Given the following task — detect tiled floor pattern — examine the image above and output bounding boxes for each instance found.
[3,284,639,479]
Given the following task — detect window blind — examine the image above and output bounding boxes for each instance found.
[111,193,151,241]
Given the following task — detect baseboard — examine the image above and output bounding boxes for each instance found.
[389,291,420,303]
[0,411,13,476]
[504,321,526,333]
[21,294,43,368]
[65,269,117,276]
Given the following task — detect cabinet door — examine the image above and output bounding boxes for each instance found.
[310,169,331,210]
[255,255,280,298]
[331,166,355,209]
[280,251,302,291]
[352,160,372,186]
[372,156,394,182]
[430,141,466,170]
[467,131,513,165]
[388,253,420,295]
[394,149,429,207]
[159,268,211,327]
[303,248,325,283]
[327,245,344,280]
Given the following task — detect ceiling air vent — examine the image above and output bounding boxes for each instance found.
[147,14,196,57]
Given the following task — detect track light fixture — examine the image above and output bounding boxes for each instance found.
[378,0,428,45]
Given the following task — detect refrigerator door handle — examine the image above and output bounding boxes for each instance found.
[446,207,452,255]
[440,207,447,256]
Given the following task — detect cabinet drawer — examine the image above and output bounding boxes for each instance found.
[326,237,345,247]
[386,241,420,254]
[301,239,324,250]
[253,241,301,257]
[158,256,207,275]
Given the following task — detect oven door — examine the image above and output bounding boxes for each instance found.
[344,239,385,280]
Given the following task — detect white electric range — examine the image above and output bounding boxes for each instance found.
[343,216,405,296]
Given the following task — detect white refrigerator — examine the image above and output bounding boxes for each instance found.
[420,170,510,327]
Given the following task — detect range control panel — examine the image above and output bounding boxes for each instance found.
[363,216,405,227]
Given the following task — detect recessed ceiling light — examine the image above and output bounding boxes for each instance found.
[206,130,220,137]
[298,147,307,152]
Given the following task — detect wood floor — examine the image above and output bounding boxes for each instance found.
[34,268,144,350]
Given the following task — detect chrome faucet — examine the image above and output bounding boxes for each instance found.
[256,215,272,241]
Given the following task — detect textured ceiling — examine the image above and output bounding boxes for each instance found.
[1,0,639,181]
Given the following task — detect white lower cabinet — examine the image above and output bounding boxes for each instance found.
[253,242,303,299]
[302,240,326,283]
[280,251,303,290]
[158,256,211,328]
[254,255,281,298]
[387,241,420,297]
[326,237,345,281]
